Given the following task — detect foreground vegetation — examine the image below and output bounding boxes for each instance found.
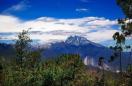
[0,54,131,86]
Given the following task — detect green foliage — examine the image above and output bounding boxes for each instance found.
[116,0,132,50]
[113,32,125,46]
[111,32,125,73]
[1,54,95,86]
[2,53,127,86]
[15,29,32,66]
[116,0,132,76]
[117,0,132,18]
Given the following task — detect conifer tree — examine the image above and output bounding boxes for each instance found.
[15,29,32,67]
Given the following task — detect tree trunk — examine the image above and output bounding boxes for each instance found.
[119,51,122,74]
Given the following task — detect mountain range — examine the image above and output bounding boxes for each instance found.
[42,36,130,71]
[0,36,130,72]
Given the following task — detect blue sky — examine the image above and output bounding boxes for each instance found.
[0,0,124,20]
[0,0,125,46]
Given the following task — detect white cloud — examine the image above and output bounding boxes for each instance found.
[2,0,30,14]
[0,15,24,32]
[86,29,118,42]
[76,8,89,12]
[0,15,119,45]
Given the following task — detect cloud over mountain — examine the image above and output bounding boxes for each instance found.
[0,15,118,45]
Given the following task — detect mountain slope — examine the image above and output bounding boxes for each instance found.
[0,36,130,71]
[42,36,113,68]
[42,36,112,58]
[0,43,15,58]
[42,36,130,71]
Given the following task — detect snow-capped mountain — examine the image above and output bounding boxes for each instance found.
[65,36,103,47]
[65,36,91,46]
[42,36,112,58]
[42,36,129,71]
[42,36,113,69]
[0,35,129,71]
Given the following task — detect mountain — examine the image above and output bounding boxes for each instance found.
[42,36,112,68]
[0,36,130,71]
[42,36,130,71]
[0,43,15,58]
[65,36,91,46]
[42,36,112,58]
[65,36,102,47]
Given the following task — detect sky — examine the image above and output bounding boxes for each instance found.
[0,0,125,46]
